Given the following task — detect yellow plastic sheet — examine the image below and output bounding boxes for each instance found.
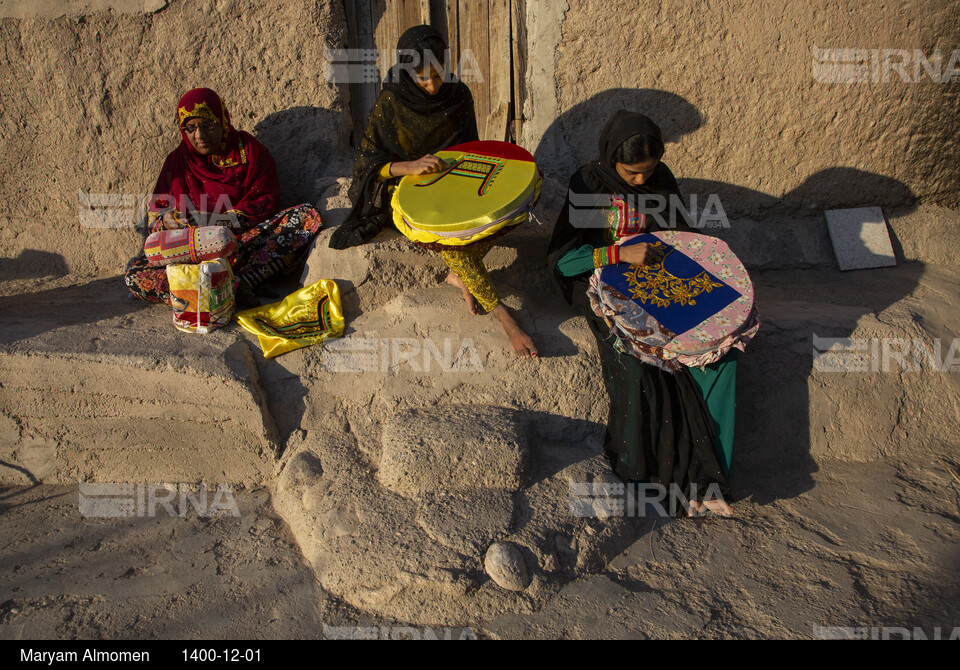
[234,279,345,358]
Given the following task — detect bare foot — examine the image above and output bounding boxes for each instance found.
[687,497,734,517]
[445,271,480,315]
[491,304,538,358]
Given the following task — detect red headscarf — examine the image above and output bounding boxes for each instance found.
[149,88,280,229]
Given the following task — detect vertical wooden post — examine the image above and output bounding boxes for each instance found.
[459,0,491,138]
[510,0,526,145]
[442,0,460,74]
[487,0,511,141]
[344,0,363,147]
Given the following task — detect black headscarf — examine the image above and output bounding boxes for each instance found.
[382,25,463,115]
[584,110,678,197]
[547,110,686,308]
[329,25,479,249]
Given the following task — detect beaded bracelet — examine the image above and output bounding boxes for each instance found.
[592,245,621,268]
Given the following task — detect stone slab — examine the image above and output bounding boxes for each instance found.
[824,207,896,271]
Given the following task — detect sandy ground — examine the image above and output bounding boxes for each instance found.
[2,258,960,639]
[2,457,957,639]
[0,484,384,640]
[2,211,959,638]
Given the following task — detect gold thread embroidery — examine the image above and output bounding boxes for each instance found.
[210,135,244,169]
[178,101,220,126]
[211,154,240,169]
[623,242,723,308]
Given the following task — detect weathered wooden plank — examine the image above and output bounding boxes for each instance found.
[441,0,459,74]
[459,0,490,138]
[343,0,363,146]
[343,1,382,147]
[372,0,397,78]
[344,1,361,51]
[399,0,427,35]
[488,0,511,140]
[510,0,526,143]
[357,0,375,40]
[419,0,432,26]
[358,0,383,139]
[430,1,447,43]
[487,101,510,142]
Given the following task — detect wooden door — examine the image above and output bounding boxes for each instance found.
[344,0,526,146]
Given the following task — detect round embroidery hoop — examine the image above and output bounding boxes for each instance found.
[589,231,758,367]
[391,140,541,247]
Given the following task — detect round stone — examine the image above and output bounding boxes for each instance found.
[484,542,531,592]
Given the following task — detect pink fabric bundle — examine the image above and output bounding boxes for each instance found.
[144,226,237,267]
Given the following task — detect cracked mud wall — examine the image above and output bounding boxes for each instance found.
[525,0,959,215]
[1,1,957,277]
[0,0,350,280]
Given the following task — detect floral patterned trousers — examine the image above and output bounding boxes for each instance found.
[124,203,323,305]
[438,239,500,312]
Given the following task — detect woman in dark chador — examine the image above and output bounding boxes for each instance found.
[548,110,736,516]
[330,25,537,358]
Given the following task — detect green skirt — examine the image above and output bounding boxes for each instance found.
[588,314,732,494]
[687,350,738,476]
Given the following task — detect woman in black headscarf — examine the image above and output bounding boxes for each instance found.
[330,25,536,358]
[548,110,734,516]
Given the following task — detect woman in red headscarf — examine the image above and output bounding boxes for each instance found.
[124,88,323,306]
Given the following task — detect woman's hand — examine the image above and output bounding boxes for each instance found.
[161,212,182,230]
[619,243,657,266]
[393,154,447,176]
